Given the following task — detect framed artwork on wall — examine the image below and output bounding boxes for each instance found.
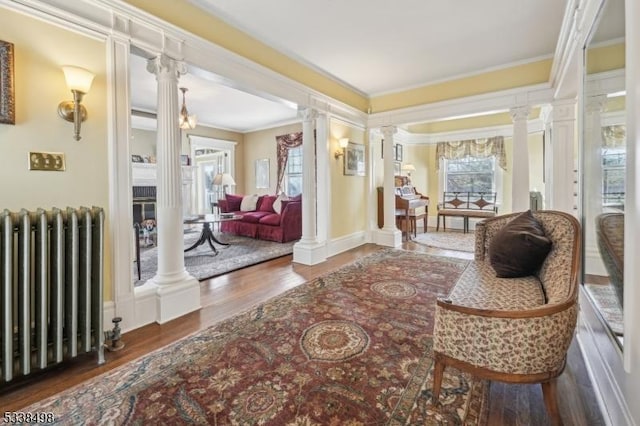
[395,144,403,162]
[0,40,15,125]
[131,155,144,163]
[344,142,366,176]
[255,158,270,188]
[394,162,401,175]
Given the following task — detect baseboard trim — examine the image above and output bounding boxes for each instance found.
[327,231,368,257]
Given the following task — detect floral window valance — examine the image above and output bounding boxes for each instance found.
[275,132,303,193]
[435,136,507,171]
[602,125,626,148]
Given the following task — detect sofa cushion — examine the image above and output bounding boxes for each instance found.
[489,210,552,278]
[258,195,277,213]
[259,213,281,226]
[240,194,260,212]
[273,193,289,214]
[241,211,271,224]
[225,193,243,212]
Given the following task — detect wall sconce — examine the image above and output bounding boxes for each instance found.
[58,66,94,141]
[334,138,349,159]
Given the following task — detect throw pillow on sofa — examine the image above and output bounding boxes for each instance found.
[240,194,260,212]
[489,210,552,278]
[273,193,289,214]
[258,195,277,213]
[225,193,243,212]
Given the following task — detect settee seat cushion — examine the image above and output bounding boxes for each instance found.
[449,261,546,311]
[240,211,271,224]
[438,208,496,218]
[259,213,281,226]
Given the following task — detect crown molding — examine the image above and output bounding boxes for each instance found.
[367,82,553,130]
[1,0,367,128]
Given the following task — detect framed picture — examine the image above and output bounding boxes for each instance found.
[344,142,366,176]
[395,144,403,162]
[0,40,15,125]
[255,158,270,189]
[394,162,401,175]
[131,154,144,163]
[181,154,190,166]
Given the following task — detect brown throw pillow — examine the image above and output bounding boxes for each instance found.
[489,210,552,278]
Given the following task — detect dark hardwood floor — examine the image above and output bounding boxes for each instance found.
[0,239,605,425]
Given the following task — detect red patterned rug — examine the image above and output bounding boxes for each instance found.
[24,249,489,424]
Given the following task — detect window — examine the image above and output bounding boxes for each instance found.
[602,147,625,207]
[444,156,495,193]
[284,145,303,196]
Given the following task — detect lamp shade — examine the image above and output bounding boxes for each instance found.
[338,138,349,149]
[62,66,94,93]
[213,172,236,186]
[401,163,416,172]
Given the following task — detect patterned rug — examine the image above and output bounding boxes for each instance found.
[584,283,623,335]
[30,249,489,425]
[414,231,476,253]
[134,232,296,285]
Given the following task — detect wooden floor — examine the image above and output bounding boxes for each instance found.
[0,239,605,425]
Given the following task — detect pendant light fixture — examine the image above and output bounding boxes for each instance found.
[178,87,197,130]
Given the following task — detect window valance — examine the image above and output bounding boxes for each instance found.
[435,136,507,171]
[602,125,626,148]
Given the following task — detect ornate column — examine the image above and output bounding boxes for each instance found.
[584,95,606,275]
[510,106,531,212]
[375,126,402,247]
[145,54,200,323]
[293,107,326,265]
[549,99,577,214]
[315,111,330,247]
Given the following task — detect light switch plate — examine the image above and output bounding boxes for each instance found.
[28,151,66,171]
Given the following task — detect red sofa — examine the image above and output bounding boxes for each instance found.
[218,194,302,243]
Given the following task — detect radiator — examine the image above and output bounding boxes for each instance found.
[0,207,105,383]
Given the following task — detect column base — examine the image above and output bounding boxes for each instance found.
[145,274,201,324]
[293,240,327,265]
[374,228,402,247]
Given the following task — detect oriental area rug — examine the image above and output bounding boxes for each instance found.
[134,232,296,285]
[413,231,476,253]
[31,249,489,425]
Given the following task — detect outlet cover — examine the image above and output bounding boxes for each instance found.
[29,152,66,171]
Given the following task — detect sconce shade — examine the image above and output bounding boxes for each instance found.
[213,172,236,187]
[62,66,94,93]
[401,163,416,172]
[338,138,349,149]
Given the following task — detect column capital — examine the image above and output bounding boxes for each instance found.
[146,54,187,80]
[586,95,607,113]
[298,107,318,122]
[381,125,397,139]
[509,106,531,122]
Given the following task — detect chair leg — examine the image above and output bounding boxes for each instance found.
[432,356,446,404]
[541,379,563,426]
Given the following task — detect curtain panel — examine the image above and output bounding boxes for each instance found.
[275,132,303,193]
[435,136,507,170]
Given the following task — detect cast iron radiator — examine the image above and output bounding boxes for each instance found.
[0,207,105,383]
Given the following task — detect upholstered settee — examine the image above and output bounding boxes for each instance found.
[432,211,581,425]
[218,194,302,243]
[596,211,624,306]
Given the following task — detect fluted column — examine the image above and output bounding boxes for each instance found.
[510,106,531,212]
[584,95,606,276]
[145,54,199,323]
[375,126,402,247]
[293,107,326,265]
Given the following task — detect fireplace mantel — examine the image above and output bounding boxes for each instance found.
[132,163,195,186]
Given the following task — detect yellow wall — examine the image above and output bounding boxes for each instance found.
[0,9,111,299]
[586,43,625,74]
[330,120,366,238]
[243,123,302,195]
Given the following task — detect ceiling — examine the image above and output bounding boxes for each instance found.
[132,0,576,133]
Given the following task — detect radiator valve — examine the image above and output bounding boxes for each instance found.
[104,317,125,352]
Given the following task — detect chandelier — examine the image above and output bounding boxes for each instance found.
[178,87,197,130]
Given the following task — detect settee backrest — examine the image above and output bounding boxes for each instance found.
[475,210,581,305]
